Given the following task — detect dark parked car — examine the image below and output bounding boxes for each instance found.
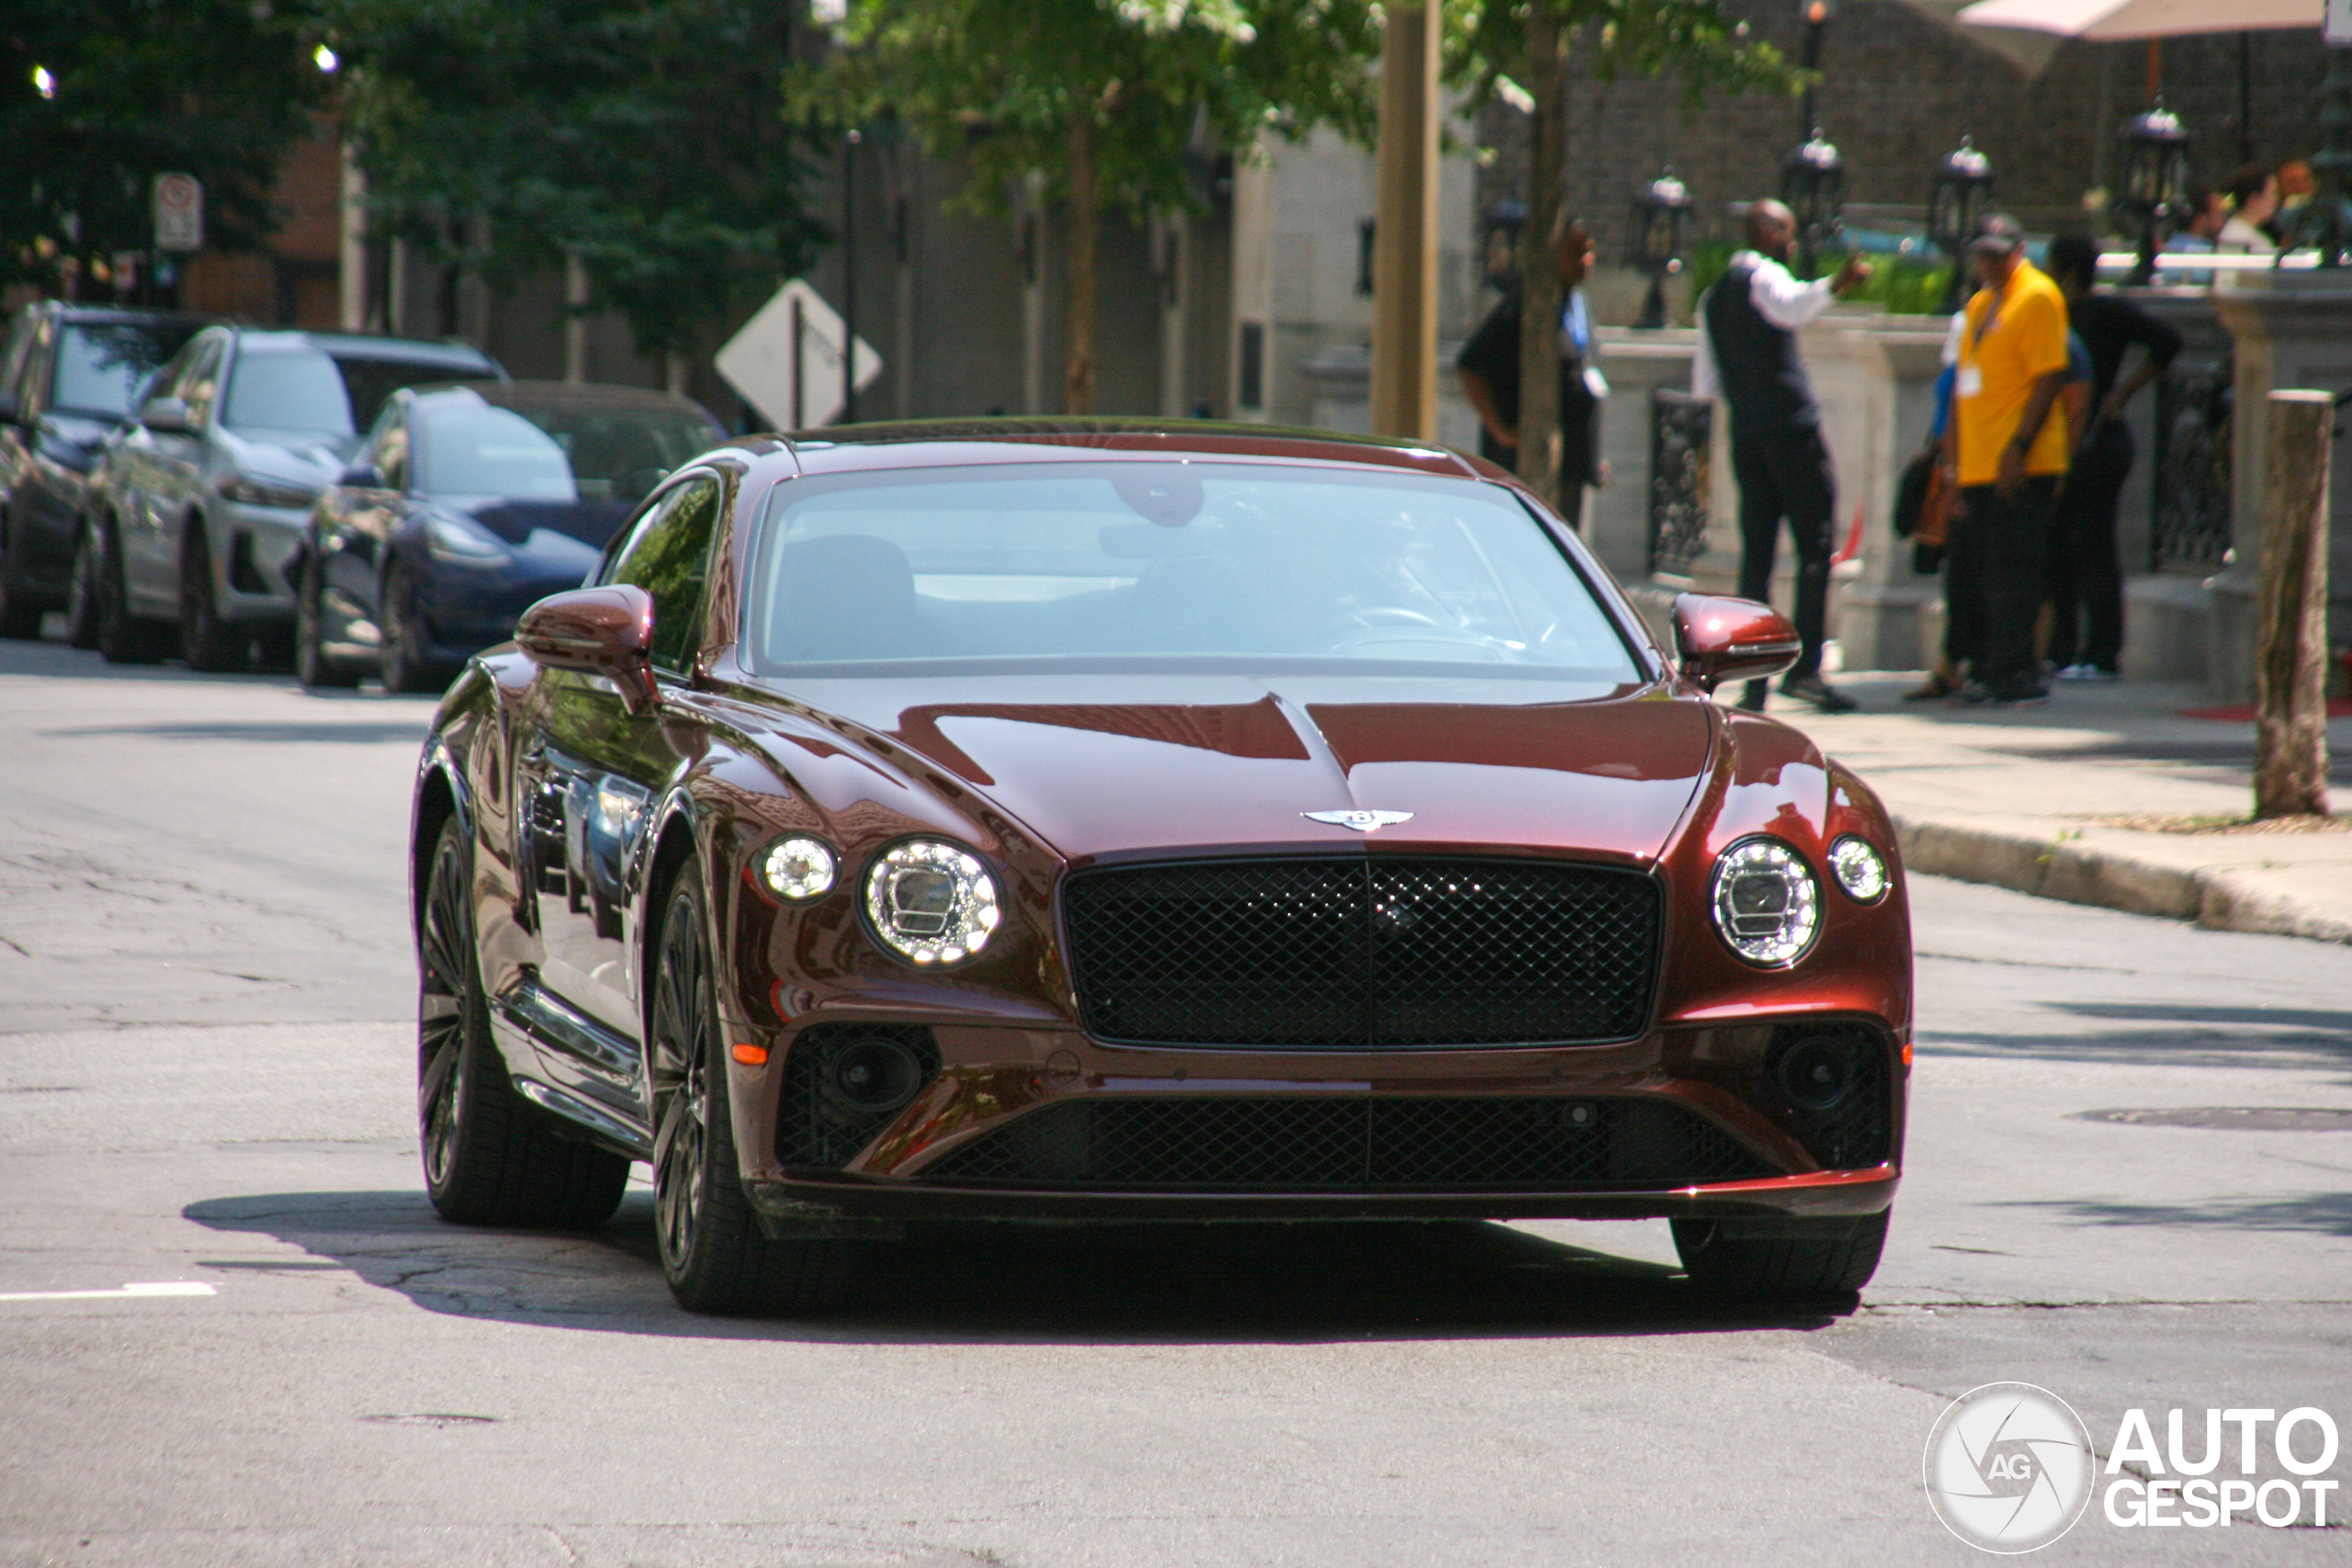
[0,303,209,638]
[83,326,503,669]
[297,381,722,692]
[408,421,1912,1315]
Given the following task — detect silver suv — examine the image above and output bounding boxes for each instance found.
[86,327,502,668]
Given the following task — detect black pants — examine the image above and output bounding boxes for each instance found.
[2046,421,2132,672]
[1479,435,1588,533]
[1950,477,2058,695]
[1733,426,1836,680]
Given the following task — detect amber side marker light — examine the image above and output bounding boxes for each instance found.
[730,1043,770,1066]
[1902,1041,1914,1068]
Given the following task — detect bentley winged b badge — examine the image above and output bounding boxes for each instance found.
[1302,809,1415,833]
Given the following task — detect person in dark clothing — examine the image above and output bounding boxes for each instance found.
[1692,199,1870,712]
[1457,216,1605,528]
[2042,232,2181,679]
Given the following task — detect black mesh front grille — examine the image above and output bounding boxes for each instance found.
[1770,1022,1894,1170]
[921,1096,1773,1190]
[1062,856,1660,1047]
[775,1023,942,1170]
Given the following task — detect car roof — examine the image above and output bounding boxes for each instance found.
[747,417,1486,481]
[220,327,499,367]
[41,304,213,330]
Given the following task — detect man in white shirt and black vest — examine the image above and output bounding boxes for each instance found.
[1692,199,1870,712]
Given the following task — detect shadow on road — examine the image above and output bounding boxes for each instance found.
[45,719,431,745]
[1918,998,2352,1076]
[2006,1190,2352,1239]
[183,1188,1854,1342]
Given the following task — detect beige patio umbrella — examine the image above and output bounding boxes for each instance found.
[1956,0,2317,36]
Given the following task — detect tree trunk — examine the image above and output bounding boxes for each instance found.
[2253,389,2334,818]
[1516,4,1566,509]
[1065,114,1099,415]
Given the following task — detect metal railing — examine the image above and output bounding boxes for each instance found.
[1649,389,1713,578]
[2149,360,2232,573]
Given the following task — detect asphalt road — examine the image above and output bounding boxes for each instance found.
[2,636,2347,1567]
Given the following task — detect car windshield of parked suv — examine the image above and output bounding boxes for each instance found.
[52,321,204,418]
[413,398,718,502]
[222,346,493,438]
[750,461,1639,679]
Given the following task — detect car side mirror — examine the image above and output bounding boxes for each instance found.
[337,461,383,489]
[514,585,659,713]
[1670,592,1802,695]
[0,392,19,426]
[140,396,192,434]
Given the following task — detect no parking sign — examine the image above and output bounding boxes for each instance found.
[153,174,202,253]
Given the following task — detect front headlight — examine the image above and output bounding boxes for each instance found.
[1827,836,1889,903]
[424,513,509,565]
[760,837,837,902]
[862,839,1001,965]
[1709,836,1821,966]
[219,472,321,509]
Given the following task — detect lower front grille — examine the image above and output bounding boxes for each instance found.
[775,1023,942,1170]
[920,1096,1775,1190]
[1769,1021,1894,1169]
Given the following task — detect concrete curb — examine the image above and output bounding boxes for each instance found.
[1891,815,2352,945]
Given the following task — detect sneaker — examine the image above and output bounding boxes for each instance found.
[2055,662,2097,682]
[2078,665,2120,682]
[1991,682,2051,707]
[1945,682,1997,706]
[1903,672,1961,702]
[1780,672,1859,713]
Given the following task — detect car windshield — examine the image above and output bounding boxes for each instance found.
[748,461,1638,680]
[223,348,492,436]
[413,399,718,502]
[52,321,203,418]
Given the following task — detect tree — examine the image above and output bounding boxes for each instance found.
[788,0,1379,414]
[0,0,326,297]
[1452,2,1796,505]
[324,0,827,361]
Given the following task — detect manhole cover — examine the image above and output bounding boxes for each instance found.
[2075,1107,2352,1132]
[359,1413,499,1427]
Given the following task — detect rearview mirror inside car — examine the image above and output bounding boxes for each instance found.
[1670,592,1802,695]
[139,397,192,434]
[514,585,659,713]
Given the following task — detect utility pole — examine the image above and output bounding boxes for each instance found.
[1368,2,1441,442]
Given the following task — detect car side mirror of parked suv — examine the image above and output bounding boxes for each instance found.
[514,585,660,713]
[1670,592,1802,694]
[139,396,192,434]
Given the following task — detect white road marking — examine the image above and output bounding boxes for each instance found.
[0,1281,217,1303]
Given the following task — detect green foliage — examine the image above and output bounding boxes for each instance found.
[0,0,327,292]
[785,0,1382,220]
[1447,0,1802,110]
[326,0,825,355]
[1683,238,1953,323]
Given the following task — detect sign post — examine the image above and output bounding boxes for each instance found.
[153,174,203,254]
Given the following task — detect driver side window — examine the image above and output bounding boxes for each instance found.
[605,473,722,676]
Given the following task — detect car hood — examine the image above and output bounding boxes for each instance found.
[763,671,1718,866]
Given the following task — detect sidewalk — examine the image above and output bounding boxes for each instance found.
[1765,672,2352,944]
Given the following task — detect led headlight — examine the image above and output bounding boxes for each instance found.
[424,513,508,564]
[863,839,1001,965]
[1709,836,1821,966]
[1827,835,1889,903]
[218,472,321,510]
[760,837,836,902]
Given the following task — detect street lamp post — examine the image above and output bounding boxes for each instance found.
[1628,168,1691,330]
[1797,0,1832,147]
[1928,135,1994,313]
[2281,44,2352,267]
[1781,129,1845,278]
[2115,105,2189,287]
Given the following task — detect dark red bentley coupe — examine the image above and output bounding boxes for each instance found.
[409,420,1910,1314]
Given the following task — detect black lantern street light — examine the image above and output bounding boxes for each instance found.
[1478,199,1528,291]
[1797,0,1832,145]
[1927,134,1994,312]
[1629,167,1691,329]
[1781,128,1845,277]
[2115,104,2190,286]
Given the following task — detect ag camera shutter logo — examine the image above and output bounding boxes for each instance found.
[1923,1383,2096,1552]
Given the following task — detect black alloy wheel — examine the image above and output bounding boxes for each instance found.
[64,521,104,649]
[95,521,165,665]
[295,558,360,689]
[1672,1210,1889,1302]
[179,525,248,672]
[648,867,857,1315]
[417,815,628,1227]
[0,511,45,639]
[379,563,445,694]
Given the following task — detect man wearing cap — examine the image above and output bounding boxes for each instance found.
[1946,214,2071,705]
[1692,199,1871,712]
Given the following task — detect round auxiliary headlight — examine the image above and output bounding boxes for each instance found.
[862,839,1001,965]
[1828,835,1889,903]
[1709,837,1821,966]
[761,837,837,902]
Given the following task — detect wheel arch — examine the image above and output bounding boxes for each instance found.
[639,796,706,1016]
[411,740,473,950]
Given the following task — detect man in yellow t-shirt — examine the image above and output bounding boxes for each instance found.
[1943,214,2071,705]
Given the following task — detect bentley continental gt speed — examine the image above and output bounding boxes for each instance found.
[408,421,1912,1314]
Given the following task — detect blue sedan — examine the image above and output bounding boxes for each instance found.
[297,381,722,691]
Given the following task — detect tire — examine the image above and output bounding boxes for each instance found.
[1673,1211,1889,1301]
[649,866,856,1315]
[379,563,447,694]
[0,511,45,639]
[95,523,166,665]
[64,521,104,649]
[295,559,361,689]
[417,815,629,1229]
[180,525,248,672]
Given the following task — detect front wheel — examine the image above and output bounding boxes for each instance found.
[64,522,104,649]
[180,526,248,672]
[295,559,361,689]
[1672,1211,1889,1301]
[417,815,628,1228]
[649,867,857,1315]
[0,511,45,639]
[380,564,448,694]
[96,523,166,665]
